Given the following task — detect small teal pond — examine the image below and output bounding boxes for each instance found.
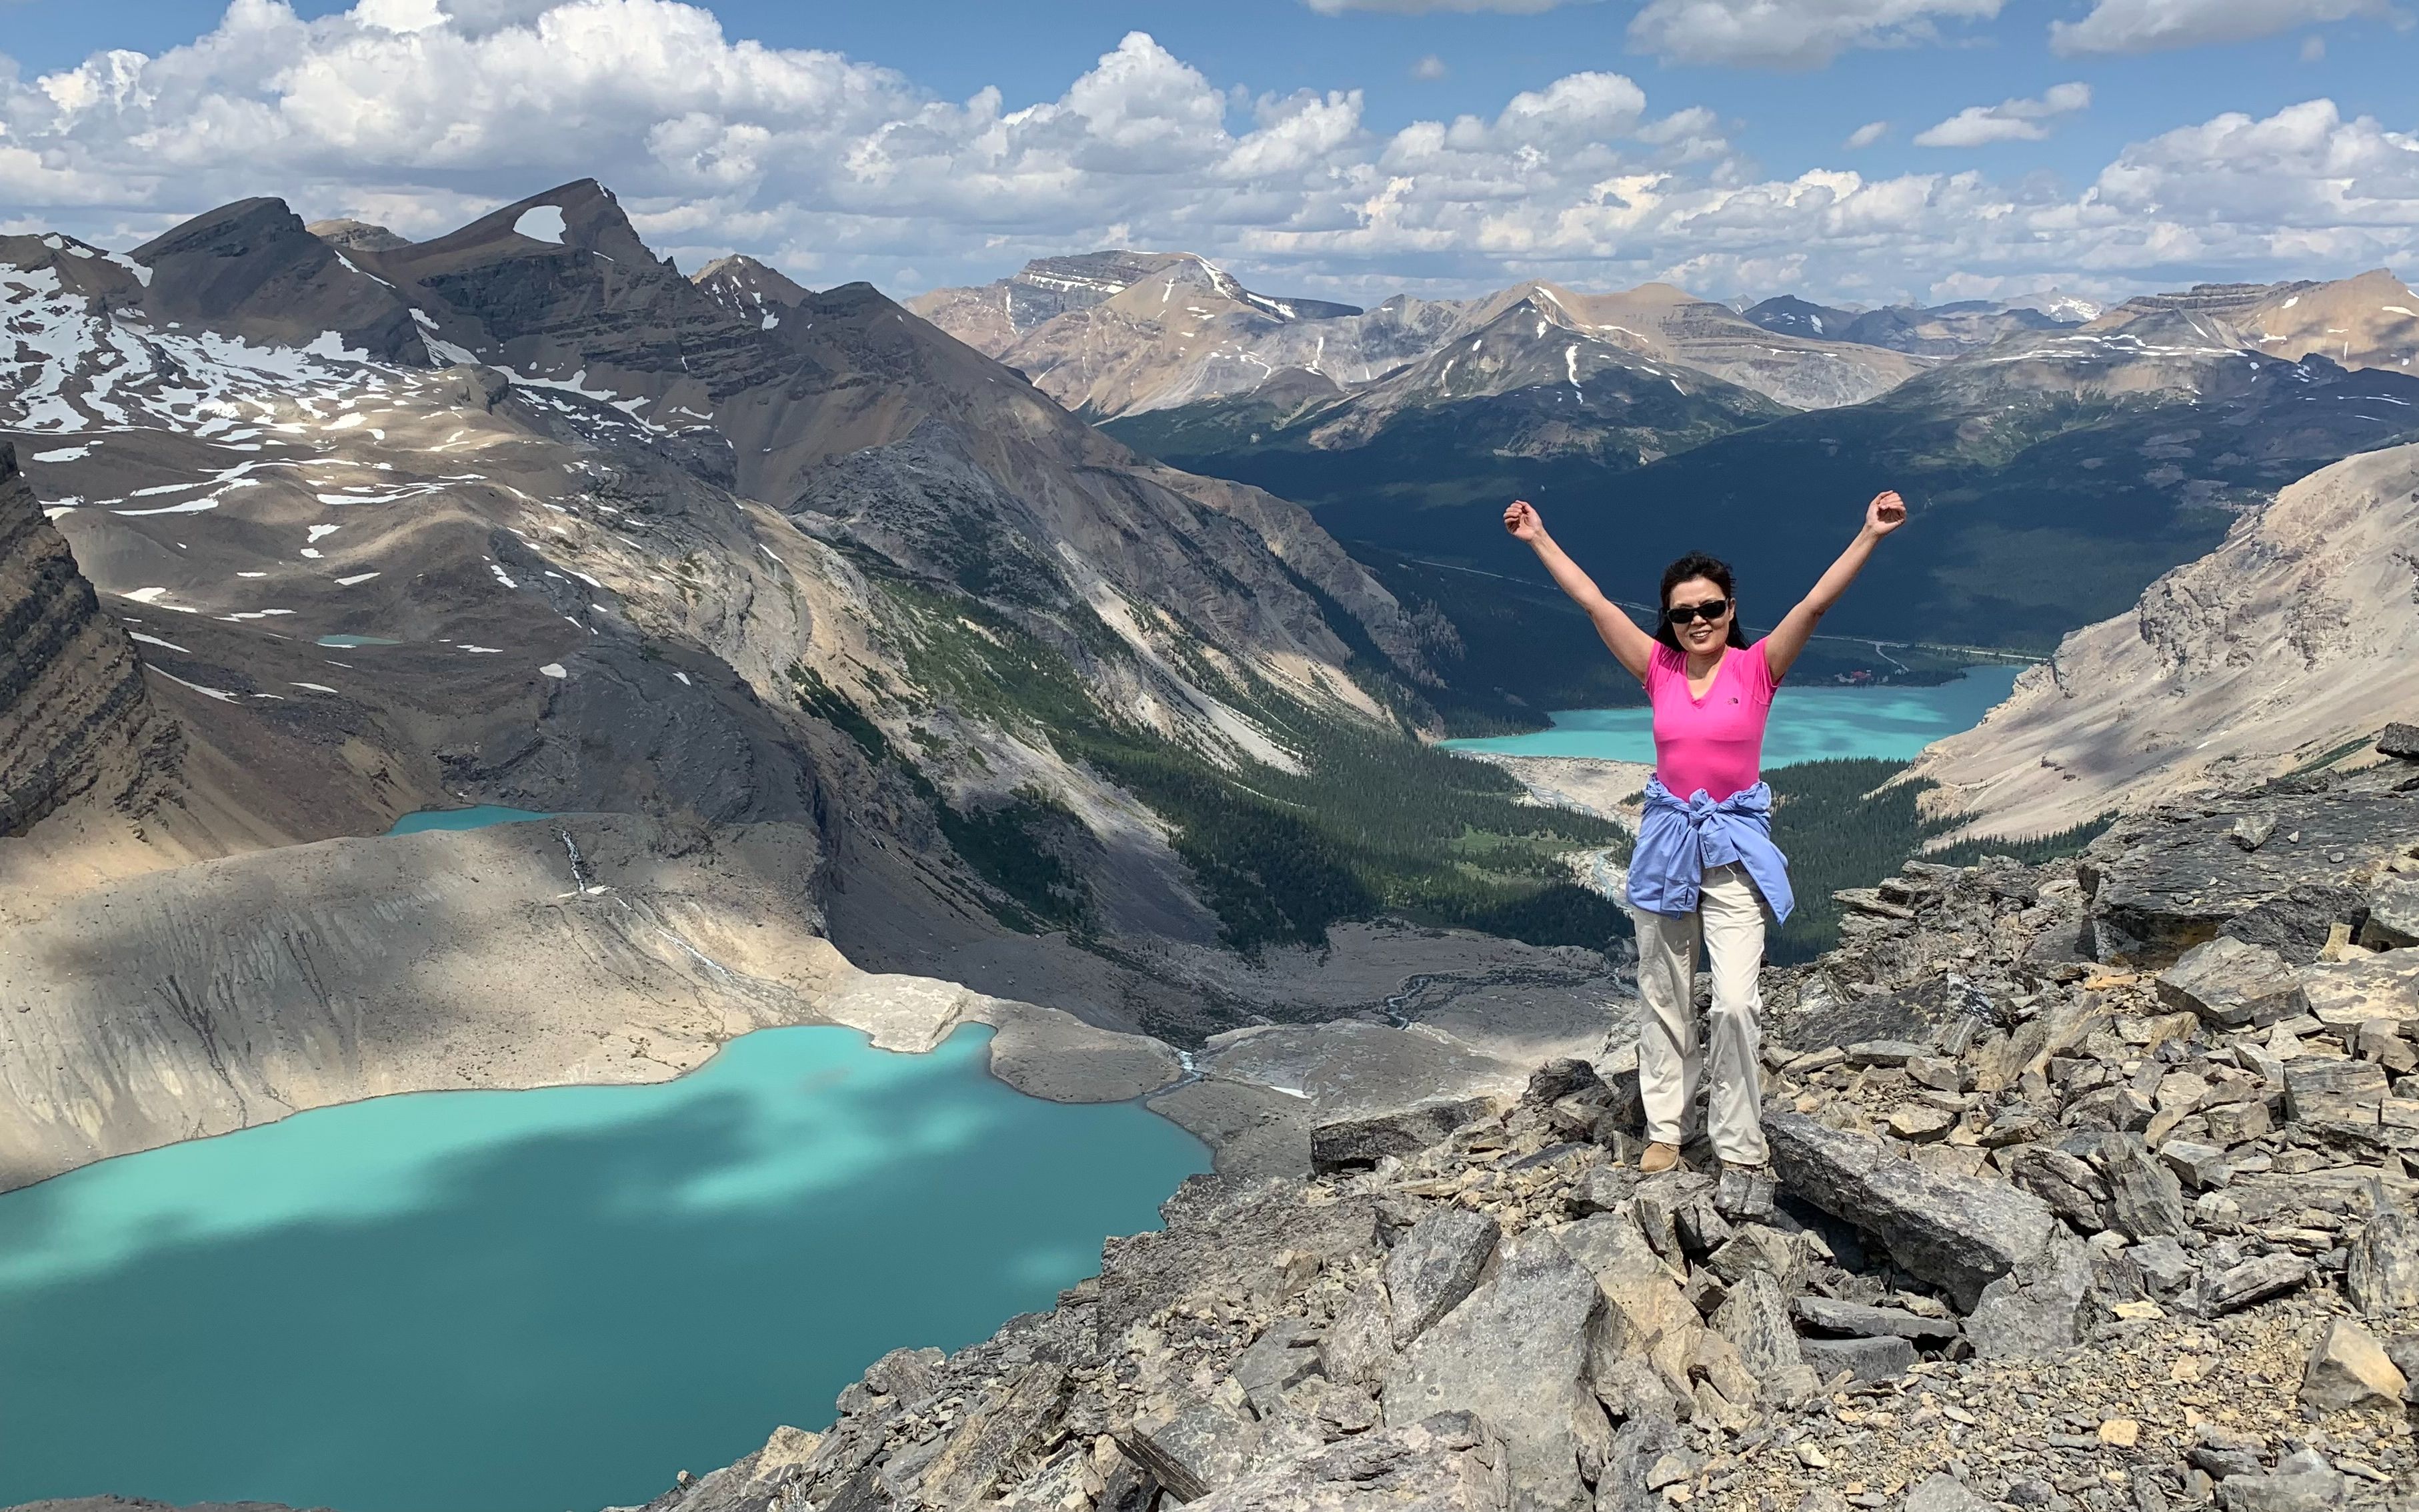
[316,634,403,647]
[0,1025,1207,1512]
[1442,663,2025,766]
[387,805,553,834]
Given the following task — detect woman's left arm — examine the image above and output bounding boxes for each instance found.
[1764,491,1908,681]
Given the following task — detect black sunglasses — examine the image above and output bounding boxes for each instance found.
[1666,598,1730,625]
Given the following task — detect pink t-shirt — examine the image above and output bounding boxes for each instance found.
[1644,637,1780,802]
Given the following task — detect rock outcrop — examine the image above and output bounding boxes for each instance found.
[1914,439,2419,841]
[560,755,2419,1512]
[0,443,178,837]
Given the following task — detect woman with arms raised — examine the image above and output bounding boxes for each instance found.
[1502,492,1907,1213]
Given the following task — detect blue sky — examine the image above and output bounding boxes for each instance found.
[0,0,2413,307]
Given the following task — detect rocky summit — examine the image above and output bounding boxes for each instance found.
[397,737,2415,1512]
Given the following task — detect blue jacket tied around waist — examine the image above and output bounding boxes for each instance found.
[1628,777,1796,923]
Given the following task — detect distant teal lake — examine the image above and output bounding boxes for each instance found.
[0,1025,1207,1512]
[387,804,552,834]
[1442,664,2024,766]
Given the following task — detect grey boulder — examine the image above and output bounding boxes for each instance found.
[1964,1229,2092,1361]
[2214,1447,2348,1511]
[2299,1317,2408,1412]
[2098,1133,2191,1241]
[1181,1411,1510,1512]
[2361,875,2419,950]
[1800,1333,1918,1384]
[1388,1208,1502,1348]
[1234,1319,1327,1416]
[1321,1279,1398,1389]
[1901,1473,1990,1512]
[2156,937,2307,1029]
[1383,1231,1606,1512]
[2198,1253,2310,1315]
[2347,1206,2419,1316]
[1593,1414,1683,1512]
[1312,1099,1492,1173]
[1766,1111,2058,1310]
[1123,1396,1262,1503]
[1791,1297,1959,1343]
[2008,1145,2110,1232]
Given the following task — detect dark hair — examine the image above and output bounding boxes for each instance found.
[1656,551,1750,651]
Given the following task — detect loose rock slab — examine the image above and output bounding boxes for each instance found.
[1386,1209,1501,1349]
[1766,1112,2058,1310]
[1382,1232,1604,1512]
[2300,1317,2408,1411]
[1180,1413,1510,1512]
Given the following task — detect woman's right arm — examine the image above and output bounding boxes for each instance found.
[1503,499,1655,683]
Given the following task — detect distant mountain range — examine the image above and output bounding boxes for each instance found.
[1101,259,2419,719]
[912,257,1931,417]
[1740,293,2092,355]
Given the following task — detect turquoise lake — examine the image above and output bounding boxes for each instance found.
[1442,664,2025,765]
[387,804,553,834]
[0,1025,1208,1512]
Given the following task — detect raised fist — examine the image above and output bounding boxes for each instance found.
[1867,491,1908,536]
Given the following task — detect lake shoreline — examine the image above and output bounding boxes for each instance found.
[1438,663,2025,767]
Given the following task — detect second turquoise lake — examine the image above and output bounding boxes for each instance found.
[1441,664,2025,766]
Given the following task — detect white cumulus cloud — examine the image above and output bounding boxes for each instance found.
[1913,82,2092,147]
[1844,120,1890,148]
[1626,0,2004,68]
[2050,0,2398,53]
[0,3,2413,311]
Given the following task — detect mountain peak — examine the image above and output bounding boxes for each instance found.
[307,219,410,253]
[412,179,658,269]
[693,255,813,319]
[127,196,428,363]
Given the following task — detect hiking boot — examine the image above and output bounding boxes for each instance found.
[1715,1163,1775,1220]
[1637,1141,1682,1175]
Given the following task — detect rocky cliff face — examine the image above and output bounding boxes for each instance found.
[0,443,177,837]
[1912,441,2419,841]
[567,752,2419,1512]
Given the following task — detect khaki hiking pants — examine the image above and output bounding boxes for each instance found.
[1632,861,1770,1167]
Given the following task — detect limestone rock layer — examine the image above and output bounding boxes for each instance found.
[0,443,175,837]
